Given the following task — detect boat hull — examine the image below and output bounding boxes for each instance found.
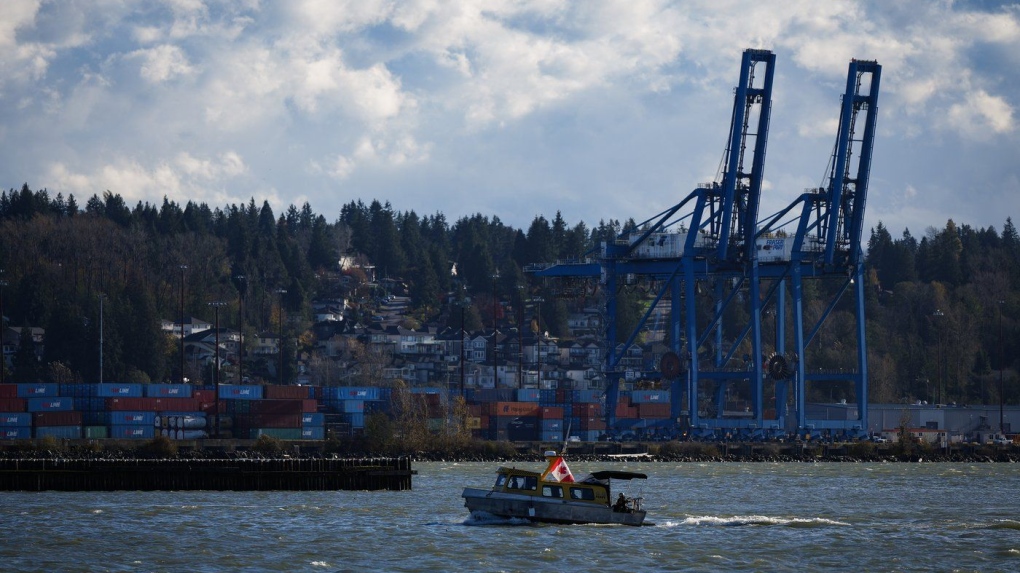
[462,487,646,526]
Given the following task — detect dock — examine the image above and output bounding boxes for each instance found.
[0,457,415,491]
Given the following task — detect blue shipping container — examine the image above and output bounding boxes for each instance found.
[110,425,155,439]
[301,426,325,440]
[218,385,263,400]
[145,384,193,398]
[35,425,82,439]
[0,413,33,427]
[97,383,143,398]
[1,427,32,439]
[330,386,381,400]
[541,419,563,432]
[302,413,324,426]
[17,383,59,398]
[631,390,669,404]
[109,411,157,426]
[540,431,563,442]
[346,412,365,428]
[27,397,74,412]
[517,389,541,402]
[341,400,364,413]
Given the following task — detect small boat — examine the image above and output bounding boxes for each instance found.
[462,450,649,526]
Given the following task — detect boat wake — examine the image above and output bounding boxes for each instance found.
[463,511,534,527]
[672,515,849,528]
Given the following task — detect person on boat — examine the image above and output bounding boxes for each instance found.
[614,493,629,512]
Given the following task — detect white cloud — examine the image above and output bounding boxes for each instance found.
[945,90,1014,139]
[130,44,194,83]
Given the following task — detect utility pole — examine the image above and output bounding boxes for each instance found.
[933,309,944,405]
[99,294,105,384]
[276,288,287,385]
[235,275,246,384]
[1000,300,1006,433]
[209,301,227,438]
[179,264,188,385]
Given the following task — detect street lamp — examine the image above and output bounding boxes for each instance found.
[999,300,1006,433]
[276,288,287,386]
[933,309,944,405]
[209,301,227,438]
[517,285,525,388]
[234,275,246,384]
[179,264,188,385]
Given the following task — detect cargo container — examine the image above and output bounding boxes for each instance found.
[631,390,670,404]
[490,402,541,417]
[0,398,24,412]
[301,426,325,440]
[1,426,32,439]
[573,389,602,403]
[264,385,312,400]
[35,425,82,439]
[84,425,109,439]
[193,389,216,402]
[541,419,563,432]
[345,412,365,428]
[217,385,263,400]
[73,397,106,412]
[144,384,193,398]
[26,397,74,412]
[251,428,303,440]
[538,406,564,419]
[0,384,17,398]
[251,399,305,415]
[341,400,365,413]
[0,412,32,426]
[301,413,324,426]
[109,411,156,426]
[328,386,381,401]
[637,403,671,419]
[109,425,155,439]
[517,389,541,402]
[97,383,144,398]
[17,383,59,398]
[540,431,563,442]
[33,411,83,426]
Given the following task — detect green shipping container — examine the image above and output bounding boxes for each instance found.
[251,428,302,440]
[85,426,108,439]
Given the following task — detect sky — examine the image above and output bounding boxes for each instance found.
[2,0,1019,241]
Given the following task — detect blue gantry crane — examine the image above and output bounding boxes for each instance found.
[532,48,776,438]
[755,58,882,438]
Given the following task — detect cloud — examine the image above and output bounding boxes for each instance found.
[129,44,194,83]
[945,90,1014,139]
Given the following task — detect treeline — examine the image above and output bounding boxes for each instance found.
[0,183,1017,407]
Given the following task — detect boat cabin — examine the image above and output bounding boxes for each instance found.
[491,467,611,506]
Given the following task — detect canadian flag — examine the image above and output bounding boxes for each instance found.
[541,456,575,483]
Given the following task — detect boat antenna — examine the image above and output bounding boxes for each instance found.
[561,422,572,455]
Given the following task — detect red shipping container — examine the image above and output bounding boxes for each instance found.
[254,413,303,428]
[638,403,671,419]
[193,389,216,402]
[156,397,201,411]
[33,411,83,426]
[302,399,318,413]
[539,407,563,419]
[580,417,607,430]
[615,405,638,419]
[107,397,159,411]
[0,398,26,412]
[0,384,17,398]
[265,385,310,400]
[252,399,304,415]
[574,403,602,417]
[467,404,483,417]
[490,402,540,417]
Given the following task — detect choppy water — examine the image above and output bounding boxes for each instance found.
[2,461,1019,572]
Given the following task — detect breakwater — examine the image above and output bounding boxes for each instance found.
[0,457,414,491]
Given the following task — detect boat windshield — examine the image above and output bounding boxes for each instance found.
[494,474,507,488]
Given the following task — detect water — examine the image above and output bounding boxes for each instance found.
[2,461,1019,572]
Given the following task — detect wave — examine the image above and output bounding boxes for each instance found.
[678,514,849,527]
[463,511,534,526]
[985,520,1020,531]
